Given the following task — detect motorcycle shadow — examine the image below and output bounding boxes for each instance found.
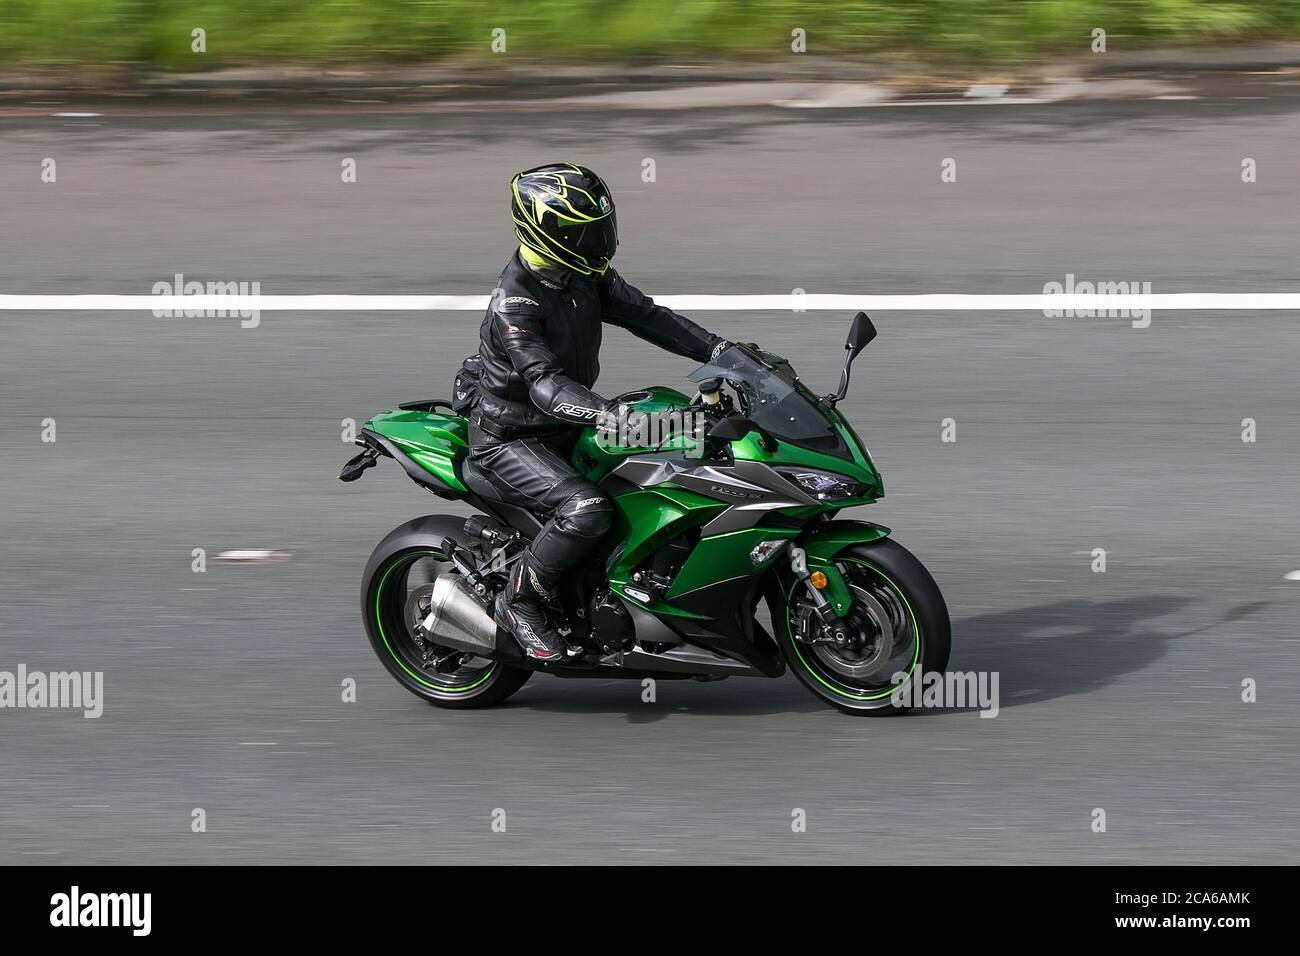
[506,675,827,721]
[923,594,1271,715]
[497,594,1269,719]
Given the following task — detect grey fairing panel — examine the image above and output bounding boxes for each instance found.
[606,455,816,534]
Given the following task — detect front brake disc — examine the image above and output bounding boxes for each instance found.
[812,587,895,679]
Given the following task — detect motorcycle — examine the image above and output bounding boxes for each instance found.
[340,313,949,715]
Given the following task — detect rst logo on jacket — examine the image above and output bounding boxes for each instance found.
[552,402,601,420]
[502,296,538,307]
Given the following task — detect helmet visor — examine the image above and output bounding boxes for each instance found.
[557,209,618,268]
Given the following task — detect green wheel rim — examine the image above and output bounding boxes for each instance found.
[785,558,921,702]
[374,551,498,692]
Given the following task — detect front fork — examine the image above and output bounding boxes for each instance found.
[787,545,852,647]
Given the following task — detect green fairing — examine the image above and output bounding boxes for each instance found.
[365,409,469,492]
[668,526,800,596]
[730,418,883,502]
[603,486,723,616]
[572,386,696,481]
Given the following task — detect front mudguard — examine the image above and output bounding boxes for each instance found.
[789,519,891,615]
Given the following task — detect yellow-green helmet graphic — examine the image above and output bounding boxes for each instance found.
[511,163,618,276]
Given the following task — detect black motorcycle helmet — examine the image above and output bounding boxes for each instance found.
[511,163,618,276]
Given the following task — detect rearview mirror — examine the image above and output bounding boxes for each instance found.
[827,312,877,406]
[845,311,877,358]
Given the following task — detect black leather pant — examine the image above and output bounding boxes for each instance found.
[466,425,614,579]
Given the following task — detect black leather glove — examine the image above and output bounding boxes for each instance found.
[598,405,694,449]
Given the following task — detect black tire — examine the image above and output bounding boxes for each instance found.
[772,538,950,716]
[361,515,531,709]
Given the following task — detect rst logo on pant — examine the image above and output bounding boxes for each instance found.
[50,886,151,937]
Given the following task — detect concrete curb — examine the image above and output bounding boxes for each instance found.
[4,43,1300,109]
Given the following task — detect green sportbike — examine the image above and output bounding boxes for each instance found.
[341,313,950,715]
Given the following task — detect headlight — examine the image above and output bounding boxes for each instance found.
[779,468,869,501]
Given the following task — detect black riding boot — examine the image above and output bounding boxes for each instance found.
[495,552,573,661]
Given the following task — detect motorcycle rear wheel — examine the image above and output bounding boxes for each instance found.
[362,518,532,709]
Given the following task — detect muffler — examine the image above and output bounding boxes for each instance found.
[421,573,499,656]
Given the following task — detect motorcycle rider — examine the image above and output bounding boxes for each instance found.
[466,162,729,661]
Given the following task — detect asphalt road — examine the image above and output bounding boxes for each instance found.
[2,94,1298,864]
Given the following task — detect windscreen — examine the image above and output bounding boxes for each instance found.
[689,345,850,459]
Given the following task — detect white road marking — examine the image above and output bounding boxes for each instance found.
[2,293,1300,311]
[1284,570,1300,581]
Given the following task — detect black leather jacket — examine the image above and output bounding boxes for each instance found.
[472,251,724,441]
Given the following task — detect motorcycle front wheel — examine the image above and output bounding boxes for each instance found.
[771,538,950,716]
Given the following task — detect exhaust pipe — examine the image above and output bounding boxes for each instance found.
[422,573,499,656]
